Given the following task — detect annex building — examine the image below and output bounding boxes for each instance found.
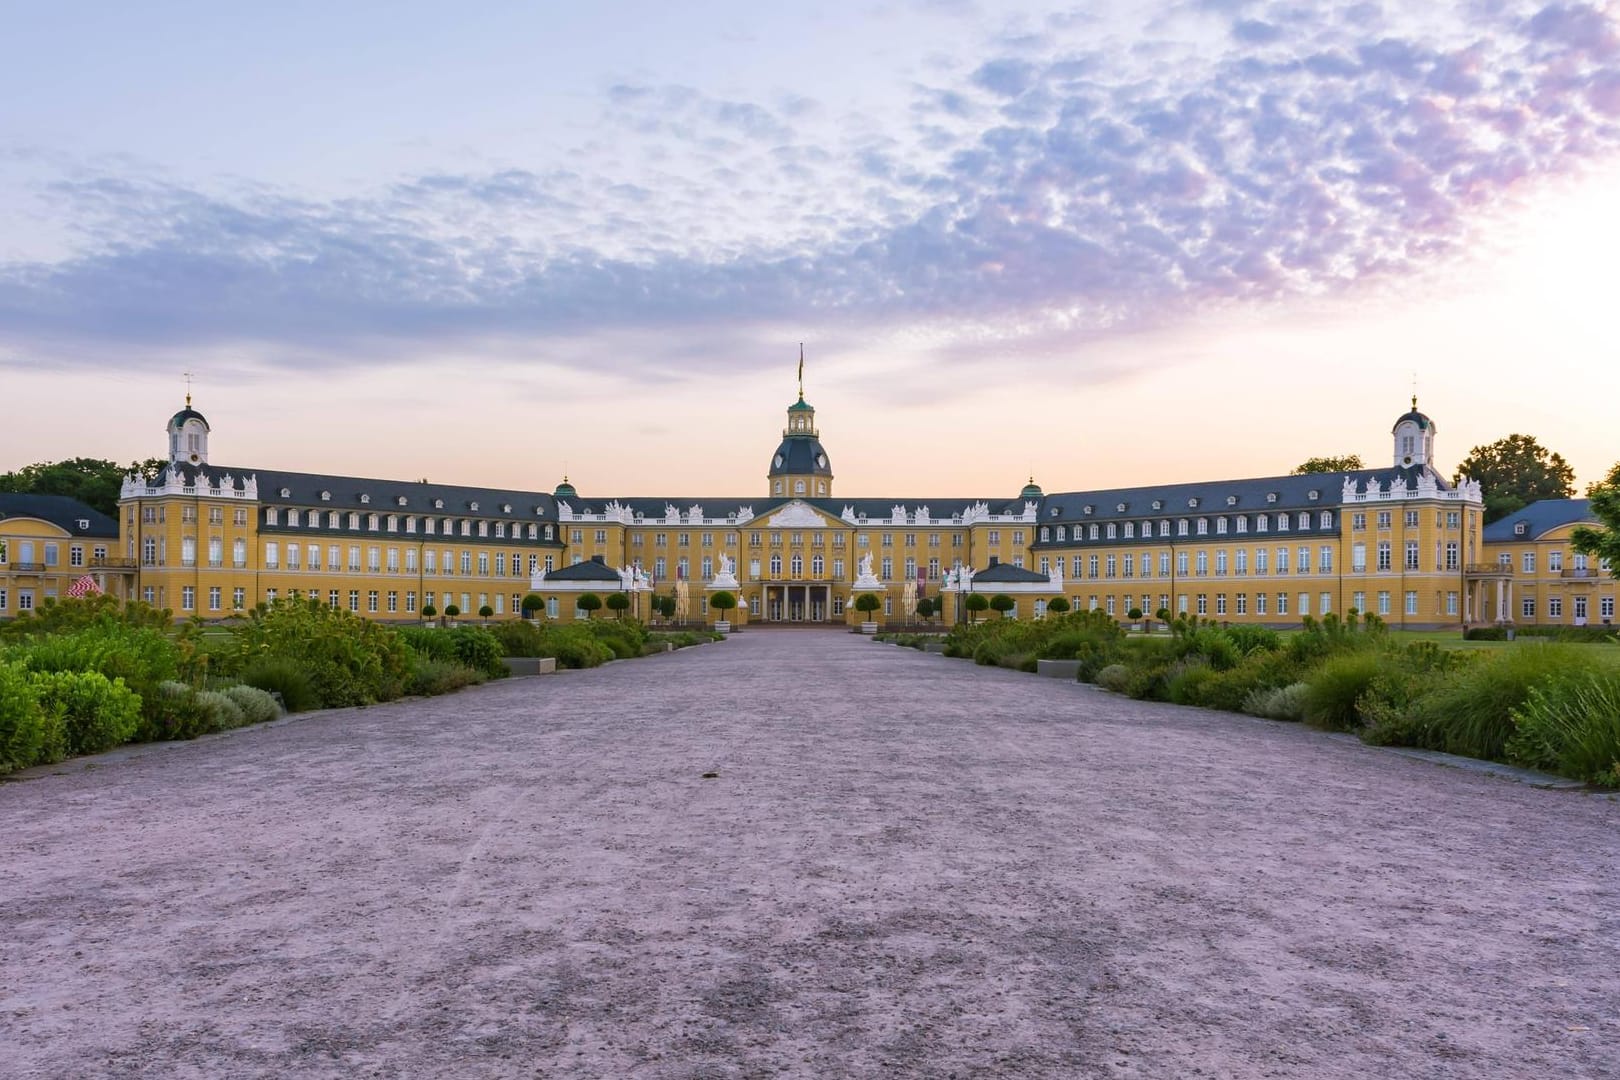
[0,381,1612,631]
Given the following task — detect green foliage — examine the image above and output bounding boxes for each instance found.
[1302,651,1385,731]
[963,594,989,617]
[989,594,1015,616]
[1094,664,1131,692]
[709,591,737,618]
[1242,682,1311,721]
[1464,627,1508,641]
[605,593,631,618]
[228,598,410,709]
[1508,671,1620,785]
[1225,624,1282,656]
[1126,607,1144,621]
[575,594,602,617]
[398,626,506,677]
[1045,596,1069,614]
[0,456,164,517]
[542,625,616,668]
[239,656,320,713]
[406,658,488,696]
[1572,460,1620,573]
[0,661,52,773]
[443,604,461,619]
[27,669,141,756]
[136,681,219,741]
[478,604,495,621]
[916,596,937,618]
[584,618,648,659]
[854,592,882,617]
[421,603,438,619]
[1292,454,1364,474]
[195,689,247,731]
[1454,433,1577,524]
[1165,658,1216,704]
[3,621,181,715]
[520,593,545,617]
[220,684,283,725]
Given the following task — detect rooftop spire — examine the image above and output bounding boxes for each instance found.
[184,370,194,407]
[797,343,805,401]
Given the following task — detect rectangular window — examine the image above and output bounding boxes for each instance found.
[1601,596,1614,620]
[1446,591,1458,616]
[181,586,195,611]
[1548,596,1563,618]
[1405,541,1420,571]
[348,590,360,612]
[1574,595,1588,622]
[1255,593,1267,615]
[1378,591,1391,616]
[1276,547,1289,574]
[1377,542,1392,571]
[1298,546,1310,574]
[1522,597,1536,620]
[387,591,398,612]
[1106,555,1117,578]
[1215,551,1227,576]
[1445,542,1459,571]
[1276,592,1288,616]
[1255,549,1268,574]
[208,586,221,611]
[1235,593,1247,615]
[1196,594,1208,615]
[406,591,418,613]
[368,546,381,572]
[1523,551,1536,574]
[1195,551,1208,576]
[1404,510,1419,528]
[1215,594,1227,615]
[368,591,379,613]
[1176,551,1189,575]
[1319,592,1332,615]
[1549,550,1564,573]
[232,587,245,610]
[1299,593,1309,616]
[1352,590,1365,613]
[264,541,279,569]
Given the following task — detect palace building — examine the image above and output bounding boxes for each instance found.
[0,380,1611,630]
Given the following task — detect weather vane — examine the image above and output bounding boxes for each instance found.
[183,371,195,407]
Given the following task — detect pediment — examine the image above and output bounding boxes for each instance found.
[741,499,844,530]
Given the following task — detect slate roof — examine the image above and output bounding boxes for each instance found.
[0,494,119,538]
[168,407,210,429]
[768,435,833,477]
[1483,499,1596,542]
[971,562,1051,583]
[159,463,560,522]
[542,559,624,582]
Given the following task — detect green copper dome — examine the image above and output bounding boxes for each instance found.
[787,397,814,412]
[553,477,577,499]
[1021,478,1043,499]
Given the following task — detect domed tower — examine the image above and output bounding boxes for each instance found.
[1020,477,1043,501]
[167,393,211,466]
[767,356,833,500]
[553,476,577,501]
[1391,395,1435,469]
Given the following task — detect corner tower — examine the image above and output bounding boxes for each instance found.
[767,355,833,500]
[167,393,211,466]
[1391,395,1435,469]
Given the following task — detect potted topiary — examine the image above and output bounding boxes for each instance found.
[1155,607,1171,633]
[576,593,601,620]
[710,590,736,633]
[1047,596,1070,614]
[606,592,630,620]
[964,593,988,623]
[990,594,1015,620]
[854,592,881,633]
[443,603,461,627]
[421,602,438,628]
[521,593,544,622]
[478,604,494,625]
[1127,606,1144,633]
[915,596,934,622]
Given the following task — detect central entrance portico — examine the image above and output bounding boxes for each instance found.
[761,582,837,623]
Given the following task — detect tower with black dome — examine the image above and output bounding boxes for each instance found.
[767,352,834,500]
[1391,395,1435,469]
[167,393,211,466]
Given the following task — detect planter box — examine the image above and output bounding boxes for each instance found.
[1036,658,1081,679]
[860,622,878,635]
[714,620,730,634]
[502,657,558,676]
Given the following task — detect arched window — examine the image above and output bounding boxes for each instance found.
[795,480,806,494]
[811,554,824,576]
[790,554,804,575]
[774,481,783,495]
[769,553,783,576]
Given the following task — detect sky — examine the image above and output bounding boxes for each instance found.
[2,0,1618,499]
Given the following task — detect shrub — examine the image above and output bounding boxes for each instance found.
[1509,671,1620,785]
[1094,664,1132,693]
[398,626,458,662]
[406,658,488,696]
[1165,657,1216,705]
[220,684,284,725]
[1226,624,1282,656]
[239,656,320,714]
[5,622,180,703]
[491,619,547,657]
[27,669,141,757]
[136,681,220,741]
[1183,627,1241,671]
[540,625,615,668]
[584,619,648,660]
[0,661,53,773]
[229,599,410,708]
[448,627,506,677]
[989,595,1015,618]
[575,594,601,619]
[1302,651,1385,731]
[195,689,247,731]
[1242,682,1310,722]
[1409,645,1603,761]
[1464,627,1508,642]
[520,593,545,619]
[1046,596,1070,614]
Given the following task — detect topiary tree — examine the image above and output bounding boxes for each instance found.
[606,592,631,619]
[421,602,438,624]
[915,596,935,621]
[710,590,737,627]
[443,603,461,624]
[854,592,882,623]
[520,593,544,621]
[478,604,494,624]
[964,593,989,622]
[989,594,1015,619]
[576,593,602,620]
[1155,607,1171,631]
[1047,596,1070,614]
[1127,606,1144,632]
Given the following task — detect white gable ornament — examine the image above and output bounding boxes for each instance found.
[768,501,828,528]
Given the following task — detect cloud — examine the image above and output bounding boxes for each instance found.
[1,1,1618,383]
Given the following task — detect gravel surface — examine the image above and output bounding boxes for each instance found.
[3,630,1617,1079]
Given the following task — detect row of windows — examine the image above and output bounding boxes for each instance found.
[1042,547,1338,580]
[1518,595,1616,621]
[1068,590,1466,619]
[1499,551,1611,574]
[1350,540,1465,572]
[625,530,967,549]
[263,507,555,542]
[0,543,109,567]
[261,543,555,577]
[136,505,250,527]
[1040,512,1335,545]
[1350,510,1464,531]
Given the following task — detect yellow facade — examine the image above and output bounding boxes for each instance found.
[0,496,131,615]
[6,387,1608,632]
[1481,505,1615,628]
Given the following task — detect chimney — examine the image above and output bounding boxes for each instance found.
[988,556,1000,567]
[591,554,606,564]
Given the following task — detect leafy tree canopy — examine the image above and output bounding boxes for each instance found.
[1292,454,1364,474]
[1572,462,1620,576]
[0,457,165,518]
[1455,434,1576,524]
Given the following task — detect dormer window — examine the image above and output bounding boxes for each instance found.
[1083,505,1093,515]
[470,501,479,512]
[1151,500,1163,511]
[397,496,408,507]
[433,498,444,509]
[1226,495,1237,506]
[502,504,512,513]
[320,491,331,501]
[1308,490,1320,501]
[359,494,370,505]
[1514,522,1528,535]
[1266,492,1278,503]
[280,487,291,498]
[1116,502,1126,512]
[1188,498,1199,508]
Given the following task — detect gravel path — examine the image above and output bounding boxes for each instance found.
[3,631,1617,1079]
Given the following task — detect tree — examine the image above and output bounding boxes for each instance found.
[443,604,461,623]
[1455,434,1576,524]
[1572,462,1620,581]
[0,457,166,517]
[520,593,544,621]
[964,593,988,622]
[576,593,602,619]
[989,594,1015,619]
[915,596,935,620]
[1292,454,1364,475]
[421,602,437,624]
[710,590,737,626]
[477,604,494,624]
[1046,596,1070,614]
[606,592,630,619]
[655,595,677,623]
[854,592,881,623]
[1127,606,1144,632]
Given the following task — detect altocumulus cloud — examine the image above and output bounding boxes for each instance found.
[0,0,1617,377]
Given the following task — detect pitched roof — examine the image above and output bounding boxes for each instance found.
[1483,499,1597,542]
[972,562,1051,583]
[161,463,559,522]
[0,493,119,538]
[542,559,624,582]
